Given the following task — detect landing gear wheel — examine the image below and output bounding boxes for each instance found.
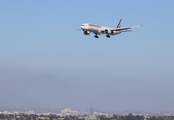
[94,35,99,38]
[106,35,110,38]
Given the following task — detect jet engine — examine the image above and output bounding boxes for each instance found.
[84,31,90,35]
[105,29,113,34]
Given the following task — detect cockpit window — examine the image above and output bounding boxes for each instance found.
[81,25,85,26]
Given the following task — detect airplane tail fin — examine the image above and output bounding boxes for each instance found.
[116,19,122,28]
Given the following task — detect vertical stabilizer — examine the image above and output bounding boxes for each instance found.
[116,19,122,28]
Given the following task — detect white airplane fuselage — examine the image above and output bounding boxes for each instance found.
[81,23,121,36]
[78,19,142,38]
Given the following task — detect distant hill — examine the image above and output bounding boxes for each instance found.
[0,69,173,111]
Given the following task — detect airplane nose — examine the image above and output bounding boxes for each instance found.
[81,26,84,29]
[81,24,86,30]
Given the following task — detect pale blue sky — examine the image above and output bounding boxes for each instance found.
[0,1,174,111]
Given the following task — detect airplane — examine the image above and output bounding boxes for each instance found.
[76,19,142,38]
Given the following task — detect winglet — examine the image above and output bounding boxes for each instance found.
[116,19,122,28]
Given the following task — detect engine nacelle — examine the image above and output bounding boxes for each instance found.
[105,29,120,35]
[105,29,112,34]
[84,31,90,35]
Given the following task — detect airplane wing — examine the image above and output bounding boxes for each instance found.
[111,25,142,31]
[120,30,132,32]
[75,28,82,30]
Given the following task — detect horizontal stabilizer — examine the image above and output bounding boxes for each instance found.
[111,25,142,31]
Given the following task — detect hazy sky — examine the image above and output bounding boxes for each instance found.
[0,1,174,112]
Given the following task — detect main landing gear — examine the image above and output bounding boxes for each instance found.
[94,34,99,38]
[106,34,110,38]
[94,34,110,38]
